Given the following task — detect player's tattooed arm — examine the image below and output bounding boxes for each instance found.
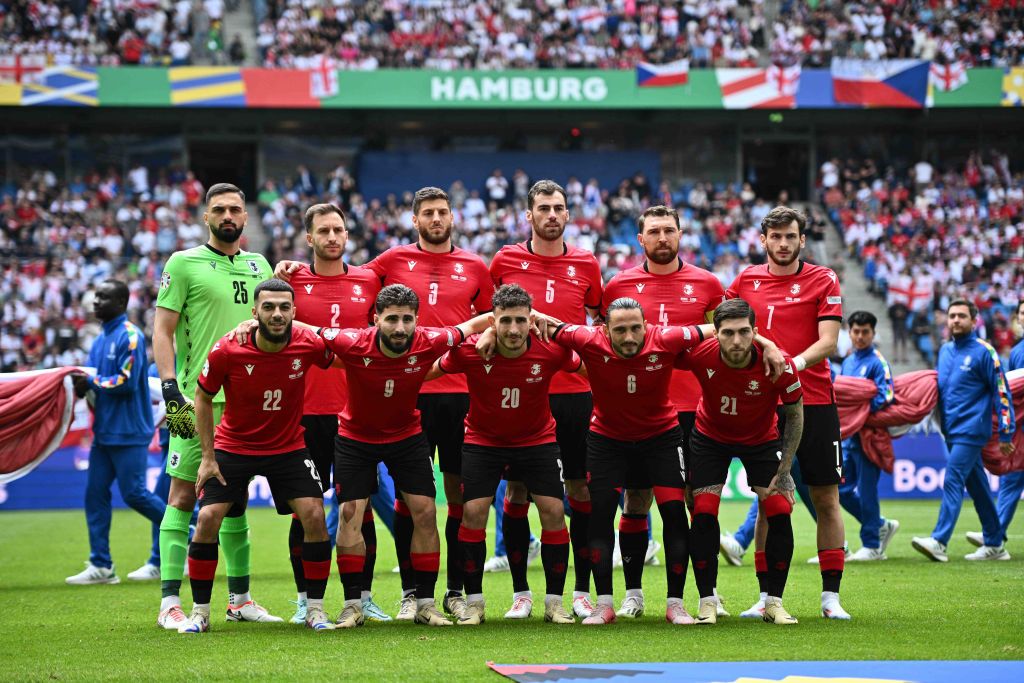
[193,387,226,497]
[768,399,804,504]
[272,260,306,282]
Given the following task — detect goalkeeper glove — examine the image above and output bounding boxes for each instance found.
[162,379,197,439]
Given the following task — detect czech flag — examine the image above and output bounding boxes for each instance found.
[831,59,929,108]
[637,59,689,87]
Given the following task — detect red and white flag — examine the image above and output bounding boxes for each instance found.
[716,68,798,109]
[767,63,802,97]
[310,55,339,99]
[929,62,968,92]
[0,54,46,84]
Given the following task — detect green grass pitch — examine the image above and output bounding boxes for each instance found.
[1,500,1021,681]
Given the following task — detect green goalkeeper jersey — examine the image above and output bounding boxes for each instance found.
[156,244,271,403]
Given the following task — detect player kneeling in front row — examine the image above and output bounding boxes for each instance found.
[430,285,580,625]
[181,279,338,633]
[680,299,803,625]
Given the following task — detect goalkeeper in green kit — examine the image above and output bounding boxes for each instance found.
[153,183,279,629]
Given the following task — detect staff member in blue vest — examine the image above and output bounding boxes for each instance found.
[967,299,1024,551]
[912,299,1014,562]
[65,280,166,585]
[839,311,899,561]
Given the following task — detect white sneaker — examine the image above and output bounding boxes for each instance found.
[126,563,160,581]
[395,595,417,621]
[848,547,886,561]
[289,598,308,624]
[504,594,533,619]
[225,600,284,622]
[178,607,210,634]
[665,601,695,625]
[527,538,542,565]
[615,594,644,618]
[695,597,717,625]
[911,536,948,563]
[644,539,661,566]
[878,519,900,555]
[965,545,1011,561]
[483,555,510,573]
[572,594,594,619]
[715,594,731,617]
[65,562,120,585]
[821,591,851,620]
[740,594,766,618]
[965,531,984,548]
[719,533,745,567]
[335,602,365,628]
[582,603,616,625]
[157,605,188,630]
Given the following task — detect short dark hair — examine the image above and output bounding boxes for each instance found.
[638,205,680,232]
[713,298,755,328]
[527,179,567,210]
[304,203,346,232]
[848,310,877,331]
[206,182,245,204]
[412,187,450,214]
[254,278,294,301]
[101,279,130,306]
[1017,300,1024,315]
[948,298,978,319]
[492,284,532,312]
[761,206,806,235]
[376,284,419,314]
[606,297,644,320]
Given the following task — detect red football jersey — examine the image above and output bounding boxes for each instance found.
[319,325,463,444]
[365,244,493,394]
[291,263,379,415]
[727,261,842,405]
[197,327,335,456]
[678,339,803,446]
[553,323,703,441]
[439,334,581,448]
[490,240,603,394]
[602,259,725,412]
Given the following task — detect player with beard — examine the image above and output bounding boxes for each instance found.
[277,188,492,621]
[152,183,277,630]
[601,205,727,619]
[487,180,603,619]
[180,279,337,633]
[724,206,851,620]
[286,204,387,623]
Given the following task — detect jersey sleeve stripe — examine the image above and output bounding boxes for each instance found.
[818,315,843,323]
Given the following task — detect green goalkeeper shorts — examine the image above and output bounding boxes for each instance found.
[166,402,225,482]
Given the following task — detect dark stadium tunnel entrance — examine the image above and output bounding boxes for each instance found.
[741,136,811,203]
[186,139,258,200]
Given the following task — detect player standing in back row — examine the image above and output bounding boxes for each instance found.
[726,206,850,620]
[152,183,277,629]
[489,179,604,618]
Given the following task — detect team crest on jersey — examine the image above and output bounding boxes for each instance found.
[683,284,694,296]
[567,265,576,278]
[648,354,659,363]
[353,284,362,296]
[408,355,418,365]
[322,328,340,340]
[304,284,314,294]
[160,271,172,289]
[292,359,302,371]
[289,357,304,379]
[960,356,973,371]
[790,283,801,295]
[753,280,761,291]
[247,261,261,274]
[454,263,464,274]
[635,283,645,293]
[407,260,417,271]
[531,363,542,375]
[749,380,759,390]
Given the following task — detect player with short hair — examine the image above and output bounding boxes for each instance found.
[679,299,803,626]
[179,279,337,633]
[153,183,277,629]
[285,203,387,623]
[320,284,492,627]
[601,204,728,619]
[489,179,604,619]
[432,284,581,625]
[725,206,852,620]
[839,310,899,561]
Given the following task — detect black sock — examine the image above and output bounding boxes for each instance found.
[361,509,376,596]
[587,489,618,597]
[764,495,794,598]
[459,525,486,596]
[187,541,218,606]
[446,504,464,594]
[411,552,440,601]
[568,497,592,593]
[302,540,331,601]
[655,489,689,600]
[336,551,364,601]
[818,548,845,593]
[288,516,305,594]
[503,499,531,594]
[618,513,649,591]
[394,498,415,593]
[690,494,721,599]
[541,527,570,597]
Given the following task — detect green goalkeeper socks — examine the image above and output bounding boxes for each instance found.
[220,513,251,594]
[159,505,192,597]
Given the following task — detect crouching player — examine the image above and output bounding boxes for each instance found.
[181,279,338,633]
[679,299,804,625]
[432,285,581,625]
